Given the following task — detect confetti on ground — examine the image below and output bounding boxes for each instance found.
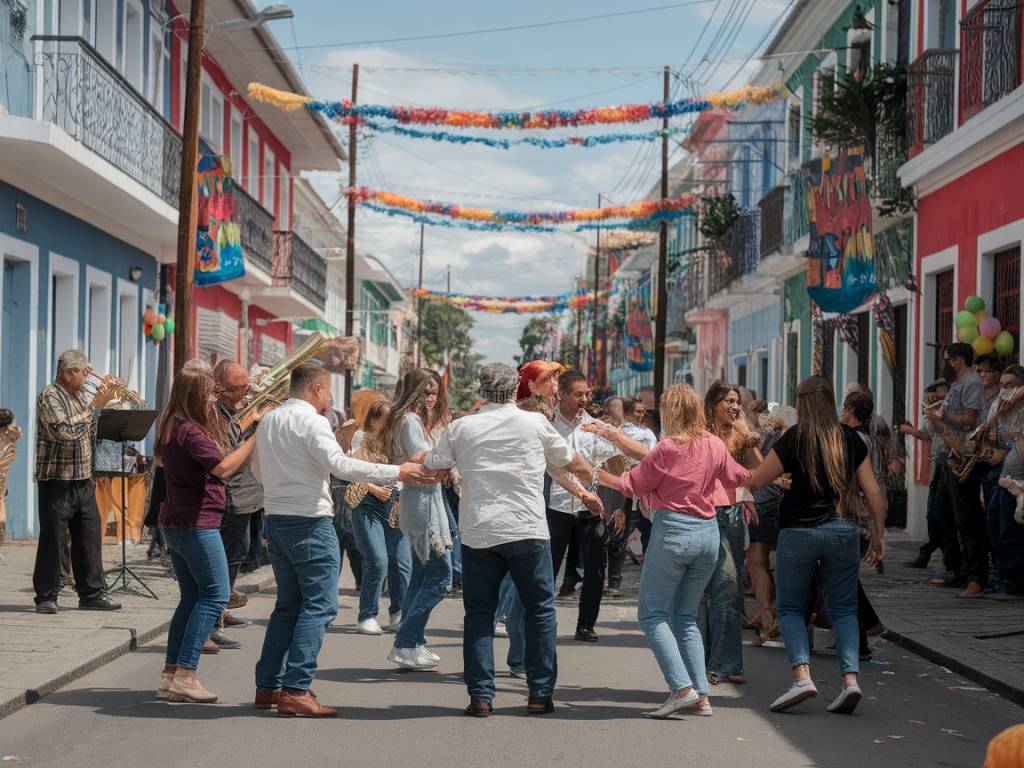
[918,673,930,678]
[947,686,987,693]
[736,738,747,742]
[883,671,896,675]
[940,728,964,738]
[909,720,927,725]
[870,659,890,666]
[873,735,905,744]
[2,759,28,765]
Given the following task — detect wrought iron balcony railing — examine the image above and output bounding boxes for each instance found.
[960,0,1023,124]
[707,211,760,297]
[273,230,328,310]
[234,184,275,275]
[759,185,785,258]
[868,135,909,204]
[908,49,957,156]
[783,170,810,246]
[33,36,182,208]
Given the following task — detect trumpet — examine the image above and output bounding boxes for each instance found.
[84,372,147,408]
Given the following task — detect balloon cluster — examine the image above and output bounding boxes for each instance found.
[955,295,1014,358]
[143,304,176,344]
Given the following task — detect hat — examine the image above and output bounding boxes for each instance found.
[479,363,519,403]
[516,360,562,401]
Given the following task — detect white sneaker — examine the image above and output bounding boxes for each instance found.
[385,612,401,633]
[826,684,862,714]
[769,679,818,713]
[645,688,699,719]
[494,621,509,638]
[388,646,434,670]
[357,618,383,635]
[417,645,440,663]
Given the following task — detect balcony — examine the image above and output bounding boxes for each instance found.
[272,230,328,310]
[960,0,1023,124]
[908,49,958,157]
[707,211,759,297]
[33,36,181,208]
[783,170,810,247]
[234,184,275,275]
[759,185,785,258]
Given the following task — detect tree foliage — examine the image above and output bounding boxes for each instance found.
[516,317,555,365]
[418,300,479,410]
[699,194,741,245]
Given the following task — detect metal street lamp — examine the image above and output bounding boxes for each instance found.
[221,5,295,31]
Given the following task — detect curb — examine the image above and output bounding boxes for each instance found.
[883,628,1024,708]
[0,571,277,721]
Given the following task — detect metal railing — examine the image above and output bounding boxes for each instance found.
[869,136,909,203]
[272,230,328,310]
[783,169,811,246]
[234,184,275,275]
[707,211,760,296]
[33,36,181,207]
[759,185,785,258]
[960,0,1023,124]
[908,49,957,155]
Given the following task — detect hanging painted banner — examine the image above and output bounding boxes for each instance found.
[625,294,654,372]
[194,154,245,287]
[801,148,877,313]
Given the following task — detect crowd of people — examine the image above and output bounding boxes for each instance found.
[20,340,1024,721]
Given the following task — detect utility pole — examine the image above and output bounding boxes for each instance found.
[445,265,452,384]
[653,65,670,405]
[591,193,602,390]
[415,223,424,368]
[575,276,582,369]
[344,63,359,409]
[172,0,205,374]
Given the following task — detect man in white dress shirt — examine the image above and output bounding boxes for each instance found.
[423,363,591,717]
[252,362,437,718]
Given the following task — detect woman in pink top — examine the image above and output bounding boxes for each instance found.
[595,384,750,719]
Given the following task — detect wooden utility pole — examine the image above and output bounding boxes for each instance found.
[653,65,670,405]
[416,223,424,368]
[344,63,359,409]
[172,0,205,374]
[591,193,602,389]
[445,265,452,383]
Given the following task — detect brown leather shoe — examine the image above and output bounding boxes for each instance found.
[223,611,250,628]
[464,699,492,718]
[527,696,554,714]
[226,591,249,609]
[201,637,220,654]
[255,688,280,710]
[277,689,337,718]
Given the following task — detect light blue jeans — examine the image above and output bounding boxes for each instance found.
[776,518,861,675]
[638,511,720,695]
[255,515,340,692]
[162,527,230,669]
[350,498,412,622]
[700,504,746,677]
[395,550,452,649]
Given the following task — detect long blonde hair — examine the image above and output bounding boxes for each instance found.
[659,384,706,442]
[704,380,759,460]
[795,376,849,496]
[354,401,391,463]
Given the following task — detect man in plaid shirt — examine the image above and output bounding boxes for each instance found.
[32,349,122,614]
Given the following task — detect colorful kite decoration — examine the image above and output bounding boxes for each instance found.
[415,288,607,314]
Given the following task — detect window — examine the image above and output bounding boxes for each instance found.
[87,282,111,373]
[934,268,954,379]
[787,103,801,167]
[786,331,799,404]
[81,0,92,43]
[736,360,747,388]
[852,39,871,78]
[230,113,243,181]
[196,307,239,367]
[279,169,290,228]
[263,148,276,212]
[178,41,188,131]
[893,303,908,426]
[162,31,171,120]
[759,355,769,400]
[124,0,144,91]
[118,292,138,387]
[199,76,224,152]
[821,325,835,383]
[95,0,115,64]
[993,246,1021,362]
[896,0,911,65]
[148,26,163,109]
[856,311,870,386]
[248,134,259,196]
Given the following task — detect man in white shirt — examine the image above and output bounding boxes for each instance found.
[252,362,437,718]
[547,369,620,644]
[423,363,590,717]
[621,397,658,451]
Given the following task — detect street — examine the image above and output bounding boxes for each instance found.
[0,574,1019,768]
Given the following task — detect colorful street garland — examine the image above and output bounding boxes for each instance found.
[415,287,607,314]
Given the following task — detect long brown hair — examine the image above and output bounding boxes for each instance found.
[384,368,450,460]
[659,384,706,442]
[155,369,228,461]
[795,375,849,496]
[704,380,758,460]
[355,400,391,463]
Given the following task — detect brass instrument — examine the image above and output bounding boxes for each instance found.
[945,386,1024,481]
[84,372,147,408]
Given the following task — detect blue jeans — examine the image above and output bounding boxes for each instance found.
[350,500,412,622]
[255,515,340,692]
[638,511,719,695]
[395,550,452,649]
[700,504,745,677]
[161,527,230,669]
[497,574,525,672]
[462,539,558,702]
[444,492,463,584]
[776,518,861,675]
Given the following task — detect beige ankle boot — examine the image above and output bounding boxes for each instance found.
[156,664,177,700]
[168,667,218,703]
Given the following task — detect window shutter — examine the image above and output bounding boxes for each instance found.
[259,334,286,366]
[196,307,239,367]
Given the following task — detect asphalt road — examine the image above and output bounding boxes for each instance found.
[0,579,1019,768]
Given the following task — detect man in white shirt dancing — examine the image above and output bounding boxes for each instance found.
[423,363,591,717]
[253,362,438,718]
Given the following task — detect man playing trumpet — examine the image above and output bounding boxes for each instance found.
[33,350,123,614]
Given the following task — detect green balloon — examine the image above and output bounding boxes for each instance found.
[151,322,166,342]
[958,325,978,344]
[995,330,1015,357]
[164,317,175,335]
[964,295,985,313]
[956,310,977,329]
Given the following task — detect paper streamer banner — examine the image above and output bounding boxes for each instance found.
[248,82,781,128]
[415,287,607,314]
[194,154,245,287]
[362,203,556,233]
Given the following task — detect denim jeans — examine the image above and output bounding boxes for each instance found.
[638,511,719,695]
[462,539,557,702]
[162,527,230,669]
[444,493,463,584]
[700,504,745,677]
[776,518,861,675]
[943,462,988,586]
[255,515,340,692]
[995,486,1024,588]
[497,574,525,672]
[395,550,452,649]
[548,510,606,630]
[350,499,412,622]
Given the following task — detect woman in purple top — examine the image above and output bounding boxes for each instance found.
[155,369,261,704]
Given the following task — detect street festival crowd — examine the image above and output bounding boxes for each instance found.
[6,341,1024,725]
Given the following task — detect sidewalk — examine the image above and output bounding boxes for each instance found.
[0,538,275,720]
[861,533,1024,707]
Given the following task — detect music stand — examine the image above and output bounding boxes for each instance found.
[98,409,159,599]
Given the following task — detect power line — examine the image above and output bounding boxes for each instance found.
[718,0,798,90]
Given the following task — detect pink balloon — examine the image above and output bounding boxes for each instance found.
[979,317,1002,340]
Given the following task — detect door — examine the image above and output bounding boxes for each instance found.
[2,259,32,539]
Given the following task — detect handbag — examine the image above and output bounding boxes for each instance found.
[840,483,874,546]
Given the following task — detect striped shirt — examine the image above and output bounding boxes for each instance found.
[35,384,97,481]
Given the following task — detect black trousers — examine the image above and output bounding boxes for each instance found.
[220,511,253,590]
[942,461,989,586]
[33,479,106,603]
[547,509,606,630]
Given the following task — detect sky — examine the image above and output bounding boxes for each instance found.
[273,0,790,364]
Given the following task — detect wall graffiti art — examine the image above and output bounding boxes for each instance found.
[625,294,654,373]
[194,154,246,287]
